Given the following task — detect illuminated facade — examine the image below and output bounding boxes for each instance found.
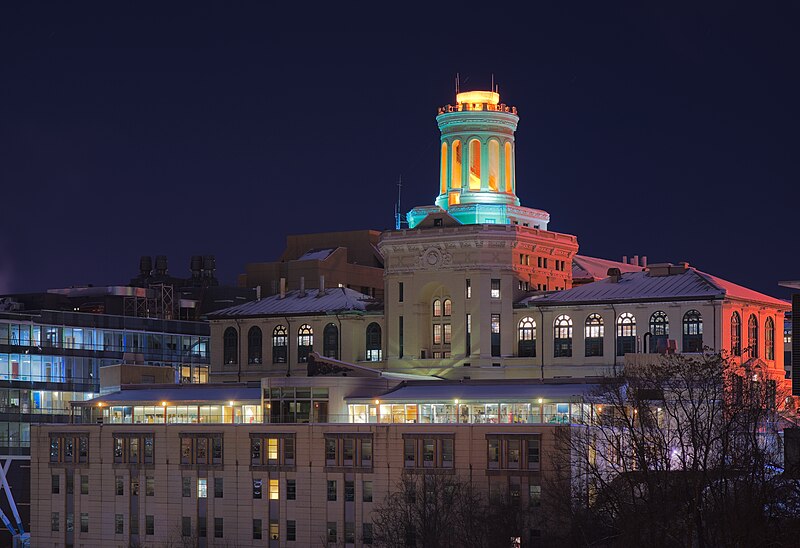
[28,87,794,546]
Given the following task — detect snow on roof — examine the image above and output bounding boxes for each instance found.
[209,287,379,318]
[295,248,336,261]
[573,255,642,281]
[531,267,788,308]
[347,381,598,402]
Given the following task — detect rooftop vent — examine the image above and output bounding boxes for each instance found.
[607,267,622,283]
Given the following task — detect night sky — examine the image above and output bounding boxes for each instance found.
[1,4,798,299]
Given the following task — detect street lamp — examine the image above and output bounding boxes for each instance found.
[161,401,168,424]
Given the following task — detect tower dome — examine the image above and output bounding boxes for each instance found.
[407,88,550,230]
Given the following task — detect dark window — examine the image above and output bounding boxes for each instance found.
[145,515,154,536]
[584,313,604,357]
[398,315,404,359]
[181,516,191,536]
[363,523,374,545]
[327,522,337,543]
[51,512,59,532]
[287,479,296,500]
[649,311,669,353]
[248,326,263,364]
[223,327,238,365]
[682,309,703,352]
[253,519,263,540]
[363,480,373,502]
[518,317,536,357]
[116,476,124,496]
[146,476,154,496]
[51,474,59,494]
[731,312,742,356]
[323,323,339,359]
[616,313,636,355]
[214,517,223,538]
[398,282,404,303]
[345,480,355,502]
[327,480,337,501]
[214,477,223,498]
[748,314,759,358]
[366,322,382,361]
[297,324,313,363]
[765,317,775,360]
[491,314,501,357]
[287,519,296,541]
[554,315,573,357]
[116,514,124,535]
[199,517,207,538]
[272,325,288,363]
[182,477,190,497]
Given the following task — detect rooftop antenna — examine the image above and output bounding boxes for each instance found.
[491,73,494,92]
[455,73,459,96]
[394,175,404,230]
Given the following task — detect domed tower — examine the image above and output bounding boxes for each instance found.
[407,89,551,229]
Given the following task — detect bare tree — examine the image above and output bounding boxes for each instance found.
[545,352,799,547]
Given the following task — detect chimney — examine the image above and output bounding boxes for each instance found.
[622,255,628,264]
[641,255,647,268]
[279,278,286,299]
[632,255,639,266]
[190,255,203,279]
[154,255,168,276]
[299,276,306,297]
[256,285,261,301]
[318,275,326,297]
[139,256,152,278]
[607,267,622,283]
[271,280,277,296]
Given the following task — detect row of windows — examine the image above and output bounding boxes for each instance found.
[224,323,382,365]
[517,311,705,358]
[731,312,775,360]
[440,139,514,194]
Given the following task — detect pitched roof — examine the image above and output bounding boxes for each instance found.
[209,287,380,318]
[529,266,788,308]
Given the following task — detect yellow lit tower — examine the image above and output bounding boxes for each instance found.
[407,89,551,229]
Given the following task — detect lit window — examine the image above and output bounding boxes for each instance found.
[682,310,703,353]
[443,299,452,317]
[198,478,207,498]
[748,314,759,358]
[518,317,536,357]
[469,139,481,189]
[649,311,669,354]
[554,315,573,357]
[433,299,442,317]
[616,313,636,355]
[269,479,279,500]
[765,317,775,360]
[272,325,288,364]
[366,323,382,361]
[491,279,501,299]
[268,438,278,461]
[584,314,604,357]
[297,324,313,363]
[491,314,501,357]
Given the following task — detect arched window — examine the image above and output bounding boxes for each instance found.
[272,325,288,364]
[765,317,775,360]
[468,139,481,189]
[731,312,741,356]
[488,139,499,191]
[247,326,262,365]
[649,311,669,354]
[223,327,238,365]
[585,314,604,357]
[554,315,573,358]
[443,299,452,317]
[518,317,536,357]
[297,324,313,363]
[748,314,759,358]
[504,142,513,193]
[451,140,462,190]
[616,313,636,356]
[323,323,339,359]
[440,142,448,195]
[366,323,382,361]
[432,299,442,317]
[682,310,703,353]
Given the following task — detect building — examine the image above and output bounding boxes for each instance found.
[29,87,795,546]
[0,255,253,543]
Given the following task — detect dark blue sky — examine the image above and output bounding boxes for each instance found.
[1,4,798,299]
